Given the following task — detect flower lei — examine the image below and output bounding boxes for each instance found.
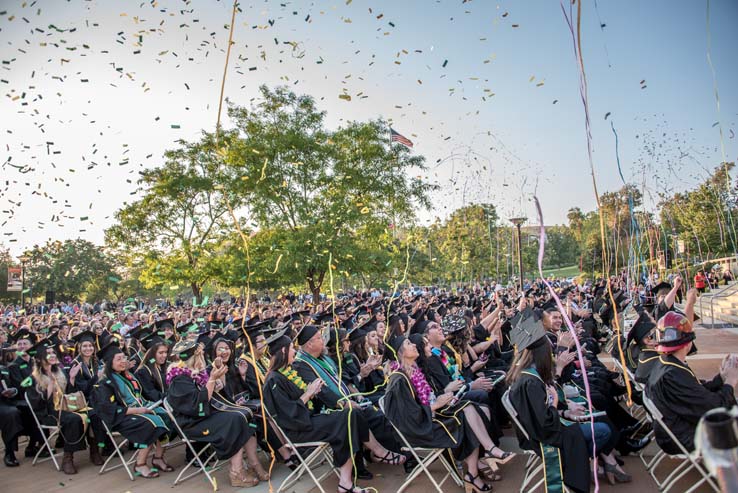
[279,366,313,411]
[166,361,210,387]
[409,365,435,406]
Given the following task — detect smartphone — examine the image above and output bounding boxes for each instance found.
[213,357,223,370]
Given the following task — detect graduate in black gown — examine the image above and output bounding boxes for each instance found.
[134,334,169,402]
[262,330,405,493]
[27,338,88,475]
[67,329,106,465]
[165,338,262,488]
[0,357,24,467]
[7,328,45,457]
[90,338,171,479]
[647,311,738,455]
[384,335,515,493]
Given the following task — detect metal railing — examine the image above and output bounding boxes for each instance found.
[699,281,738,328]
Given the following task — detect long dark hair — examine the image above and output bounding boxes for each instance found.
[349,336,370,363]
[268,345,290,373]
[506,341,554,386]
[136,341,169,390]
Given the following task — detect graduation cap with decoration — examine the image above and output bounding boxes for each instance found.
[171,338,198,361]
[510,307,548,351]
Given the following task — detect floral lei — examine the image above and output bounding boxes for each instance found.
[166,361,210,387]
[279,366,313,410]
[389,362,435,407]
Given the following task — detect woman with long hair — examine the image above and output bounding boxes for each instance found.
[134,336,169,402]
[166,339,262,487]
[68,330,106,465]
[347,326,385,402]
[263,331,401,493]
[91,338,172,478]
[507,304,630,492]
[385,335,513,492]
[28,339,88,475]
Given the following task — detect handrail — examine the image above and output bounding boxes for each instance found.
[703,281,738,326]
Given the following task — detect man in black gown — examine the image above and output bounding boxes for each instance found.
[647,311,738,455]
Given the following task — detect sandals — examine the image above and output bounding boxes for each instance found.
[134,462,160,479]
[248,462,270,481]
[152,455,174,472]
[483,447,515,465]
[337,484,369,493]
[229,468,259,487]
[478,461,503,482]
[284,453,299,471]
[371,450,407,465]
[464,472,493,492]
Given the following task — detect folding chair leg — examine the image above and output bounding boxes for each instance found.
[99,434,138,481]
[397,449,445,493]
[33,428,61,471]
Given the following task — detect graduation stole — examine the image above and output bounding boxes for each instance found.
[431,345,460,380]
[520,366,565,493]
[112,372,144,407]
[278,366,313,411]
[295,351,351,399]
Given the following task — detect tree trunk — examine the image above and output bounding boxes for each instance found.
[306,268,326,304]
[191,282,202,305]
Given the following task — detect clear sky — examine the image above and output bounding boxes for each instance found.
[1,0,736,257]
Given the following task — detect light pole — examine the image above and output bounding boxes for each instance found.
[18,255,29,308]
[510,218,526,291]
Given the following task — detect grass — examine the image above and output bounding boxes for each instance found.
[541,264,581,279]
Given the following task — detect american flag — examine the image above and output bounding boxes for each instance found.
[390,128,414,148]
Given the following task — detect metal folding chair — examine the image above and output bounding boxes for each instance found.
[642,393,720,493]
[263,406,339,493]
[501,389,545,493]
[162,398,222,490]
[377,396,463,493]
[24,392,62,471]
[98,418,139,480]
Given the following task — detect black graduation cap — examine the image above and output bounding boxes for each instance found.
[347,327,367,343]
[510,308,547,351]
[155,318,175,329]
[410,319,431,335]
[9,327,35,344]
[97,337,123,362]
[229,318,245,328]
[171,339,198,361]
[126,324,151,341]
[27,336,54,359]
[540,297,559,313]
[139,332,166,351]
[441,314,466,334]
[265,328,292,354]
[387,335,407,361]
[327,327,347,347]
[312,311,335,325]
[296,324,320,346]
[341,317,355,331]
[651,282,672,296]
[282,310,310,323]
[196,331,211,349]
[626,312,656,346]
[354,315,377,333]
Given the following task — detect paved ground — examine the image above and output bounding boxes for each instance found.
[4,324,736,493]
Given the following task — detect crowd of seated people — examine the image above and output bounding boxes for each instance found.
[0,275,735,493]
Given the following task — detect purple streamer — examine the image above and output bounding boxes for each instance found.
[534,196,599,489]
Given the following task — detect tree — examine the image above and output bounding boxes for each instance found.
[225,86,434,300]
[105,131,241,303]
[22,239,116,301]
[0,243,17,303]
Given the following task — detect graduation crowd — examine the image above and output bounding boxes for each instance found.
[1,276,737,493]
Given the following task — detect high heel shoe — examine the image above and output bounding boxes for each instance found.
[481,447,515,469]
[248,462,270,481]
[464,472,493,492]
[603,462,632,484]
[229,468,259,487]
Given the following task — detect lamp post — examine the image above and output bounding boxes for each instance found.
[18,255,29,308]
[510,218,526,291]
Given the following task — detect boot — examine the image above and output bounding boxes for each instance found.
[62,452,78,475]
[87,436,103,466]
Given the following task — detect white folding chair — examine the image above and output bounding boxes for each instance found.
[642,393,720,493]
[377,396,463,493]
[162,398,222,490]
[24,392,62,471]
[264,406,339,493]
[98,418,139,480]
[501,389,545,493]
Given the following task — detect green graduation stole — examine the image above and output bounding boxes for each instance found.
[521,367,565,493]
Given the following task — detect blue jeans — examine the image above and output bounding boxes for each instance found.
[579,422,611,456]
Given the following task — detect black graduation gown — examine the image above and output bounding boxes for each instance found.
[166,373,254,460]
[0,364,23,449]
[510,371,590,493]
[383,371,479,460]
[26,376,87,453]
[647,354,736,454]
[634,348,660,385]
[90,377,168,448]
[8,356,33,402]
[70,357,98,400]
[134,365,167,402]
[262,370,367,466]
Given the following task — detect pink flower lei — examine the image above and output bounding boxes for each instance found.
[166,363,209,387]
[390,362,434,406]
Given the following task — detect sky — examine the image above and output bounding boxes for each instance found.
[1,0,737,258]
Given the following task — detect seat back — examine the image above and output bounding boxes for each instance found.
[642,391,693,457]
[502,389,531,441]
